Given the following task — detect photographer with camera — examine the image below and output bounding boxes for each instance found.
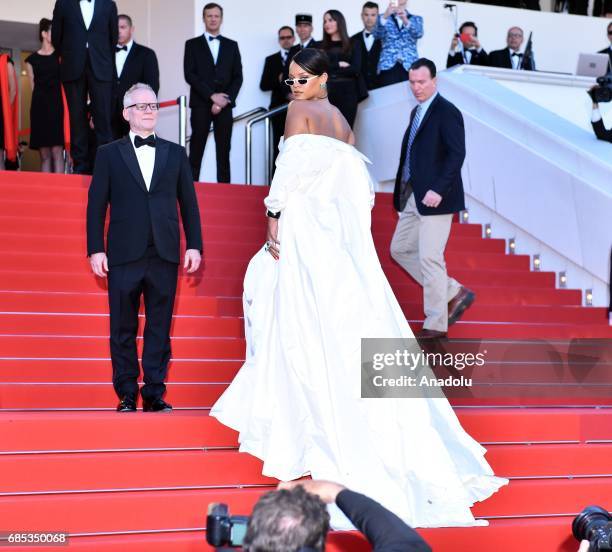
[208,479,432,551]
[573,505,612,552]
[589,82,612,142]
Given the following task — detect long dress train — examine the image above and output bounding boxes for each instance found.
[210,134,508,529]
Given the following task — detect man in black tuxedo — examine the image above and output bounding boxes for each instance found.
[351,2,382,90]
[184,2,243,183]
[390,58,474,339]
[598,21,612,70]
[112,14,160,139]
[260,26,295,167]
[87,83,202,413]
[245,479,431,552]
[52,0,118,174]
[446,21,488,69]
[488,27,535,71]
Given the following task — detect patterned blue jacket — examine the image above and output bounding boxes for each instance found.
[373,12,424,73]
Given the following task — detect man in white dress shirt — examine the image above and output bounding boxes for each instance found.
[52,0,118,174]
[183,3,243,182]
[351,2,382,90]
[488,27,535,71]
[112,14,159,138]
[87,83,202,412]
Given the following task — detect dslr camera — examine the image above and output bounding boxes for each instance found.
[206,503,250,550]
[589,74,612,103]
[573,505,612,551]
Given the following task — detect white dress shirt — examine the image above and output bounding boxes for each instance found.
[205,31,221,64]
[130,131,156,191]
[115,39,133,78]
[592,108,602,123]
[380,12,409,29]
[363,29,375,52]
[80,0,95,30]
[509,48,522,70]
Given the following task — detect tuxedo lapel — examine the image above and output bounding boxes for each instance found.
[149,140,169,193]
[202,35,215,66]
[91,0,100,27]
[118,137,148,193]
[74,0,87,30]
[120,43,139,80]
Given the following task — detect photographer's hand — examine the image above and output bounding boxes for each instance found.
[277,480,346,504]
[578,540,590,552]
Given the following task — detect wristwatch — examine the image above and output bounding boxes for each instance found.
[266,209,281,219]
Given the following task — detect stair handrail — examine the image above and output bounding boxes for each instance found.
[245,104,289,185]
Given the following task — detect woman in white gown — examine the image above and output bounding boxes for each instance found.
[210,48,507,529]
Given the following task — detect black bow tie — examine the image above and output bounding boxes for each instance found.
[365,32,371,38]
[512,52,523,57]
[208,35,220,41]
[134,135,156,148]
[116,45,127,52]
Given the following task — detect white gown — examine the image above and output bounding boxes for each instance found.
[210,134,508,529]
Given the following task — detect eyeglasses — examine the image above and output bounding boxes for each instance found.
[279,35,294,40]
[126,103,160,111]
[284,76,318,86]
[508,32,523,38]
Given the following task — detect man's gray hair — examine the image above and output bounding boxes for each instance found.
[123,83,157,108]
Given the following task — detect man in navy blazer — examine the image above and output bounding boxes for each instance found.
[52,0,118,174]
[390,58,475,338]
[183,2,243,182]
[87,83,202,413]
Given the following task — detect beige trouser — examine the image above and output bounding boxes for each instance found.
[390,194,462,332]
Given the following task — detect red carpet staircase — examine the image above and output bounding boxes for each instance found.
[0,171,611,551]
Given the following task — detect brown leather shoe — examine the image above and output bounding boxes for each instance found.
[417,329,448,339]
[448,287,475,325]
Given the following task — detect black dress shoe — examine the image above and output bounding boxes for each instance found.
[448,287,476,326]
[142,398,173,412]
[117,396,137,412]
[417,329,448,339]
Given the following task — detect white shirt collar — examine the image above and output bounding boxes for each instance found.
[120,39,134,53]
[129,130,156,145]
[417,92,438,115]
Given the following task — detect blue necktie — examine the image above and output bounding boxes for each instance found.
[401,105,422,184]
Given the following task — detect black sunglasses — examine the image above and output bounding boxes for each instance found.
[279,35,294,40]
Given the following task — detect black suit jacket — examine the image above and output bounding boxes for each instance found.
[447,49,489,69]
[183,35,243,108]
[488,48,535,71]
[336,490,431,552]
[259,52,291,109]
[87,136,202,266]
[52,0,118,82]
[394,94,466,215]
[351,31,382,90]
[114,42,160,105]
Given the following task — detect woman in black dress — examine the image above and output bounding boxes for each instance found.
[25,18,64,173]
[317,10,365,129]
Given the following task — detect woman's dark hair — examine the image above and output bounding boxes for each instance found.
[321,9,352,55]
[291,48,330,76]
[39,18,52,43]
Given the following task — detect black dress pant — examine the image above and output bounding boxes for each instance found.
[63,54,112,174]
[108,246,179,402]
[328,79,359,129]
[378,62,409,88]
[189,104,233,183]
